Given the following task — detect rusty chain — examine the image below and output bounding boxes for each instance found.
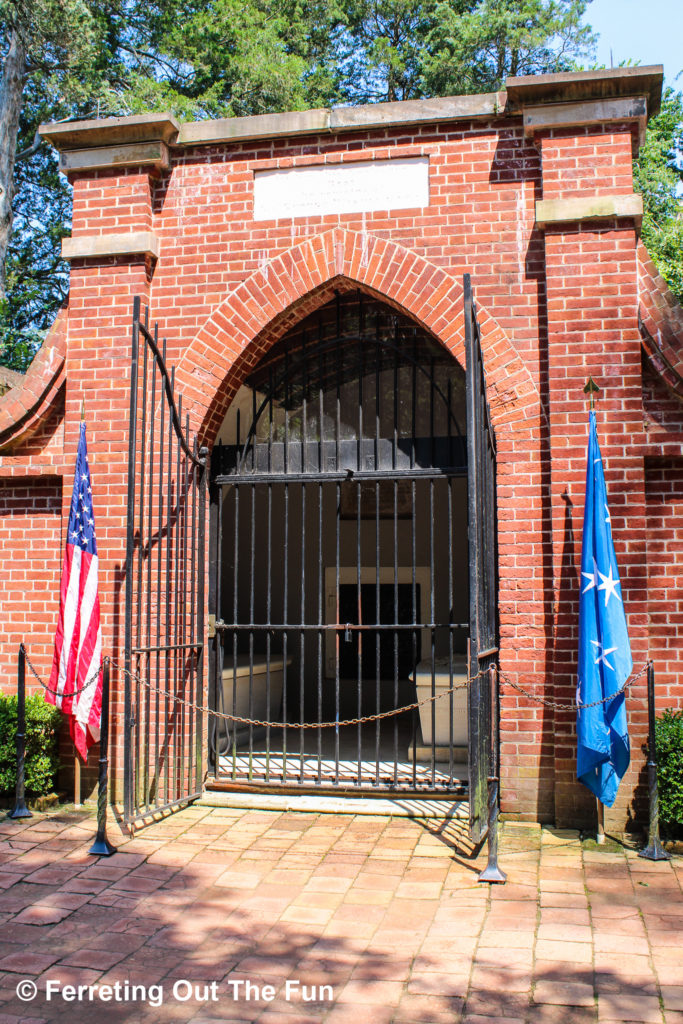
[19,644,649,724]
[20,643,102,699]
[109,656,482,730]
[109,655,647,727]
[499,661,649,711]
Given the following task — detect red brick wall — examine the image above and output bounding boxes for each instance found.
[0,479,62,693]
[148,121,543,366]
[540,121,650,830]
[646,458,683,711]
[539,126,635,200]
[72,171,153,236]
[643,358,683,436]
[0,476,102,800]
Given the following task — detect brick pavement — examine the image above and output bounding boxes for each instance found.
[0,807,681,1024]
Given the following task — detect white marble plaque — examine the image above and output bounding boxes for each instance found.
[253,157,429,221]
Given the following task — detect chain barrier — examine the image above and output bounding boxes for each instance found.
[20,643,102,699]
[499,660,649,711]
[19,644,649,722]
[109,657,485,730]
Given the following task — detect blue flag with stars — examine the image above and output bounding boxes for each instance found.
[577,411,632,806]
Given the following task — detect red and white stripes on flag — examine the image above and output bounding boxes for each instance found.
[47,421,102,761]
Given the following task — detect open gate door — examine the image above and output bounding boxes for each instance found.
[465,275,499,841]
[123,299,207,826]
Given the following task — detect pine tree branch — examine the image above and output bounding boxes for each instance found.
[15,131,41,162]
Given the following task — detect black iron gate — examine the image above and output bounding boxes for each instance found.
[465,274,498,840]
[123,298,207,825]
[207,287,496,803]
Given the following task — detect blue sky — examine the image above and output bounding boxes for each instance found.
[586,0,683,88]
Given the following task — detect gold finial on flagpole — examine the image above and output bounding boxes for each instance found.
[583,376,600,410]
[80,398,85,422]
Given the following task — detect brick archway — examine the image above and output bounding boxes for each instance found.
[177,229,551,820]
[175,230,548,815]
[175,228,538,446]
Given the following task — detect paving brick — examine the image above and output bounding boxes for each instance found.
[534,981,595,1006]
[465,991,530,1019]
[394,993,466,1023]
[324,1004,394,1024]
[535,941,593,965]
[13,906,72,926]
[593,933,651,956]
[598,991,665,1023]
[470,965,531,993]
[462,1017,525,1024]
[0,952,60,975]
[336,979,404,1005]
[526,1008,597,1024]
[661,987,683,1012]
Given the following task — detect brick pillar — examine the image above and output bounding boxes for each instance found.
[63,170,157,799]
[538,125,650,830]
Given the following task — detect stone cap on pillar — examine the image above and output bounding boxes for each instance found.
[505,66,663,117]
[38,112,179,174]
[506,66,663,150]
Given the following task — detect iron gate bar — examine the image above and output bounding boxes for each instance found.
[212,464,467,484]
[124,298,207,826]
[229,326,466,475]
[204,780,469,798]
[210,291,482,796]
[335,478,341,781]
[132,642,205,653]
[464,274,498,840]
[411,478,417,788]
[211,623,469,631]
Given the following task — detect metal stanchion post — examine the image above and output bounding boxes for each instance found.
[478,664,507,884]
[89,658,117,856]
[639,661,670,862]
[9,645,33,821]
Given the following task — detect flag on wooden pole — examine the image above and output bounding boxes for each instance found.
[577,410,632,806]
[47,422,102,760]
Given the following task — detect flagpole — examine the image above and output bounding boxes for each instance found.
[74,397,86,809]
[596,799,605,844]
[583,377,607,845]
[74,756,81,807]
[89,658,116,856]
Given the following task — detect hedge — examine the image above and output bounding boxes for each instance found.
[655,708,683,839]
[0,692,63,796]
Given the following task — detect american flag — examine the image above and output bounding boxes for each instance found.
[47,421,102,761]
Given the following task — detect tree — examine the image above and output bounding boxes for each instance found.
[423,0,596,96]
[0,0,342,369]
[634,87,683,300]
[93,0,343,120]
[334,0,595,105]
[0,0,107,367]
[334,0,448,104]
[2,59,81,370]
[0,1,98,300]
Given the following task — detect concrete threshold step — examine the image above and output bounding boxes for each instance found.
[198,790,469,818]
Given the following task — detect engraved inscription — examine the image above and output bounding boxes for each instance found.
[253,157,429,221]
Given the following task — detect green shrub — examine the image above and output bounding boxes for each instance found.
[0,692,63,797]
[655,709,683,839]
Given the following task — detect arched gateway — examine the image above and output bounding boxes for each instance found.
[8,66,674,835]
[123,277,497,837]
